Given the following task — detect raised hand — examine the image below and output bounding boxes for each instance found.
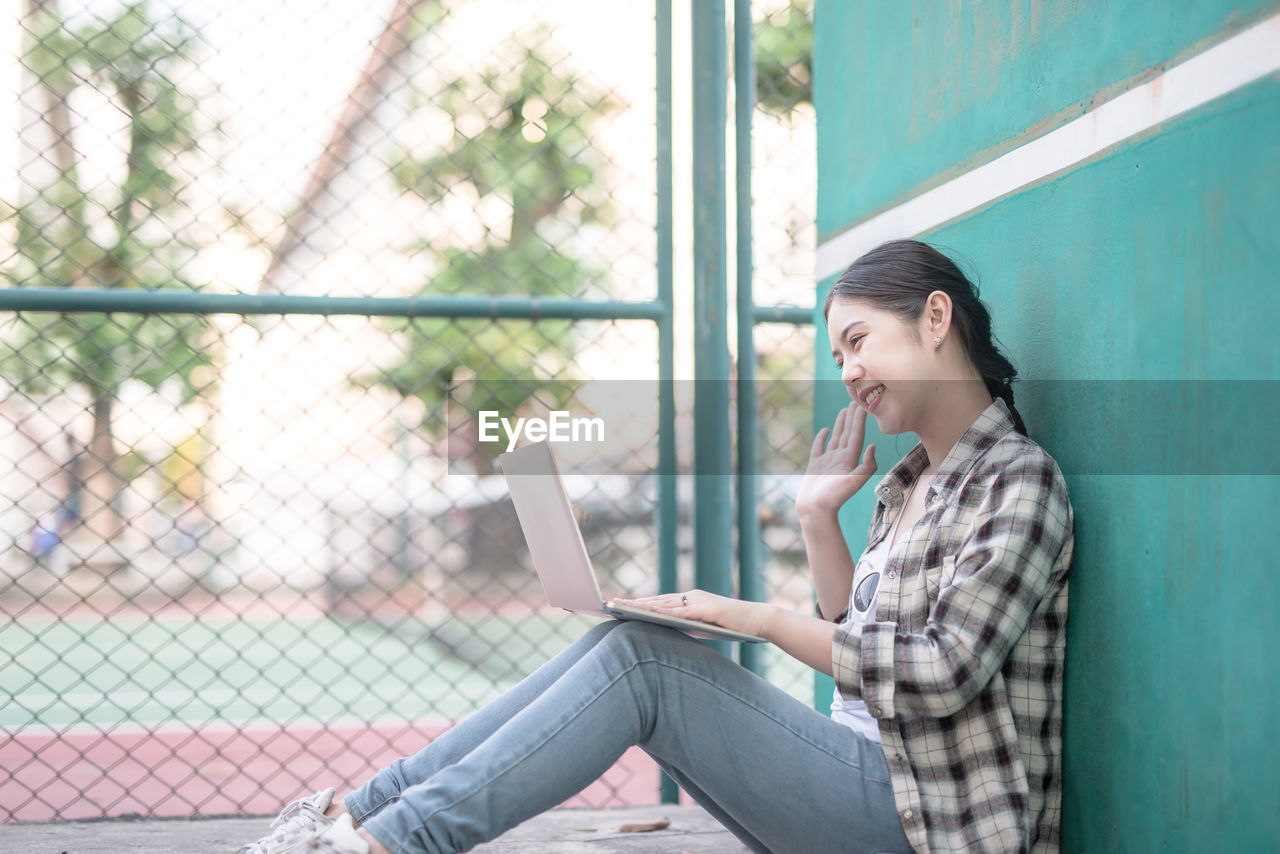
[795,401,877,517]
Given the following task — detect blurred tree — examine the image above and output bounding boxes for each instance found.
[375,31,621,469]
[754,0,813,116]
[2,1,216,566]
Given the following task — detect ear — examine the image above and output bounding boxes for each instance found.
[922,290,953,340]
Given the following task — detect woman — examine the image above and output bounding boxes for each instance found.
[239,239,1074,854]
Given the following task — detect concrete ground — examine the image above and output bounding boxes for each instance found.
[0,804,750,853]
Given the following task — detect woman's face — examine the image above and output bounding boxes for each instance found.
[826,297,935,435]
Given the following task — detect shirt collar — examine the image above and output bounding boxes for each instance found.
[873,397,1016,505]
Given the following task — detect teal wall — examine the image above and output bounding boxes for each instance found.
[815,0,1277,239]
[813,2,1279,850]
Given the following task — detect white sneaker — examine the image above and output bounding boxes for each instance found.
[306,814,370,854]
[237,787,337,854]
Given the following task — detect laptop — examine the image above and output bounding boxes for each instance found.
[499,441,765,643]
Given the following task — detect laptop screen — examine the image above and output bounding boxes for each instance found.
[499,441,609,616]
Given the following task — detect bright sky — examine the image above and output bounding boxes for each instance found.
[2,0,661,230]
[1,0,813,376]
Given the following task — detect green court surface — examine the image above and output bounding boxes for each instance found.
[2,605,815,821]
[1,608,600,732]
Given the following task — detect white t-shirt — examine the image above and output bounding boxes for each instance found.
[829,490,913,743]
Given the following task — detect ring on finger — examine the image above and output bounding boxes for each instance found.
[681,594,688,606]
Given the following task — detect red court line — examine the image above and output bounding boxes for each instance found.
[1,721,661,821]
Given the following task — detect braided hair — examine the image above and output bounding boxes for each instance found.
[823,239,1028,436]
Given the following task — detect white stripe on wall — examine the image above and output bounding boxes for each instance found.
[814,11,1280,282]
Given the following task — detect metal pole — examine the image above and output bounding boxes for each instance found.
[0,288,666,321]
[656,0,677,615]
[753,304,813,325]
[655,0,680,807]
[733,0,764,676]
[692,0,732,658]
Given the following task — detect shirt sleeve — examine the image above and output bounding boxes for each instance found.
[830,450,1073,719]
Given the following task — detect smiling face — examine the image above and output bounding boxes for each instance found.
[826,297,937,435]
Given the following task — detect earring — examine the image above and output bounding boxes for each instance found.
[933,336,943,349]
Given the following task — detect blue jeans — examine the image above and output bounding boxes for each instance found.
[345,621,912,854]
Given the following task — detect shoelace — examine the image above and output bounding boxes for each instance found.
[240,819,323,854]
[238,799,330,854]
[273,798,324,831]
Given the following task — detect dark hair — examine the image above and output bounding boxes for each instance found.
[823,238,1027,436]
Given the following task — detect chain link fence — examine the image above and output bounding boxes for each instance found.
[1,0,816,820]
[749,0,817,705]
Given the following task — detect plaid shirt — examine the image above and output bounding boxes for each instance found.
[831,397,1074,854]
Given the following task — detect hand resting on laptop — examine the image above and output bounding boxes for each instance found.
[610,589,773,640]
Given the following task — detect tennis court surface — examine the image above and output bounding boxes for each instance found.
[2,601,663,820]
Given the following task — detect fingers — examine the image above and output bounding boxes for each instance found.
[847,401,867,446]
[809,427,829,460]
[827,407,844,448]
[614,591,700,612]
[829,402,865,450]
[829,404,849,447]
[665,590,706,613]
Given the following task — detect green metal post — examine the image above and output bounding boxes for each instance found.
[656,0,677,617]
[656,0,680,806]
[733,0,765,676]
[0,288,666,320]
[753,304,812,325]
[692,0,732,659]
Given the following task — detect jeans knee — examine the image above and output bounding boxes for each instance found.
[583,619,622,644]
[599,619,693,665]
